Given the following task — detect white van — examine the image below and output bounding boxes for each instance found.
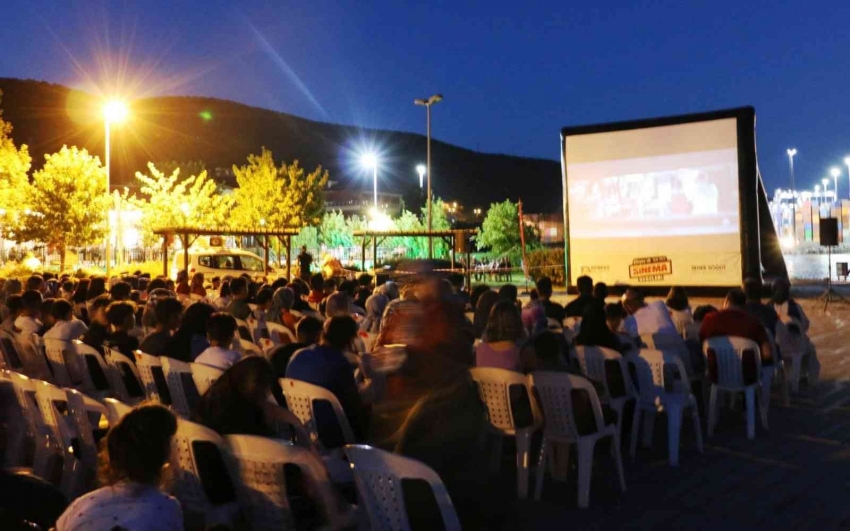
[171,248,274,281]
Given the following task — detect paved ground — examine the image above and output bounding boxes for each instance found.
[504,297,850,530]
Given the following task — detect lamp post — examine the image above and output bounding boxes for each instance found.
[360,153,378,209]
[822,178,829,202]
[844,156,850,200]
[103,100,128,278]
[831,167,841,205]
[414,94,443,258]
[786,148,797,191]
[416,164,426,189]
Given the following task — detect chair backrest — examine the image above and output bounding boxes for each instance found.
[103,346,145,403]
[238,338,263,356]
[0,330,24,369]
[628,349,690,403]
[133,350,172,404]
[34,380,87,498]
[684,322,701,342]
[1,371,58,476]
[161,356,202,418]
[235,318,253,342]
[468,367,540,432]
[64,388,107,471]
[43,338,74,388]
[529,371,605,441]
[226,434,349,531]
[170,418,241,523]
[344,444,462,531]
[103,397,133,426]
[702,336,762,389]
[574,345,633,400]
[641,332,695,378]
[26,332,52,381]
[280,377,356,448]
[246,315,268,344]
[71,340,113,397]
[266,321,296,345]
[190,362,225,396]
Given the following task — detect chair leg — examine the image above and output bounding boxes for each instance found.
[577,438,596,508]
[691,401,704,454]
[708,385,719,437]
[516,429,532,499]
[745,388,756,440]
[760,368,772,431]
[534,439,548,502]
[666,404,683,466]
[791,356,802,394]
[489,433,503,473]
[611,432,626,492]
[641,409,655,449]
[629,406,641,461]
[552,442,570,481]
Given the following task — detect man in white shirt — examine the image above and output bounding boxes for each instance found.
[195,312,242,371]
[14,290,43,342]
[1,294,23,334]
[622,288,678,338]
[43,299,88,342]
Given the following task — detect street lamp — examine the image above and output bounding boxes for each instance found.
[102,100,128,278]
[822,178,829,204]
[786,148,797,190]
[360,153,378,209]
[831,167,841,204]
[416,164,426,189]
[414,93,443,258]
[844,156,850,200]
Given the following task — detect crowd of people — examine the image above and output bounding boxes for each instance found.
[0,267,820,530]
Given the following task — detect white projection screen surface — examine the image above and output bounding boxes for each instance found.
[565,117,742,287]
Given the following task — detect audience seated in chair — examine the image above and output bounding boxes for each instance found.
[139,297,183,356]
[104,301,139,357]
[195,312,243,371]
[476,300,537,374]
[166,302,215,363]
[56,404,183,531]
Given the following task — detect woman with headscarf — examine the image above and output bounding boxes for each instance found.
[360,293,388,335]
[267,286,298,332]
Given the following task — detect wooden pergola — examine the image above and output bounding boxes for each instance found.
[153,226,301,279]
[352,229,478,285]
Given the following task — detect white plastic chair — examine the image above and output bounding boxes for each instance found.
[574,345,637,441]
[239,337,263,356]
[267,321,296,345]
[71,340,114,399]
[103,397,133,426]
[0,371,58,473]
[775,321,818,394]
[641,333,698,380]
[344,444,462,531]
[703,336,768,439]
[64,388,107,473]
[235,318,253,342]
[161,356,203,418]
[133,350,172,404]
[280,378,355,450]
[247,315,269,344]
[43,337,81,388]
[170,418,242,529]
[26,332,52,381]
[0,330,25,370]
[530,371,626,508]
[190,362,224,396]
[627,349,704,466]
[103,346,145,404]
[226,434,354,531]
[469,367,542,499]
[34,381,88,498]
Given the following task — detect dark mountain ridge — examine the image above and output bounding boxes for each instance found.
[0,77,562,212]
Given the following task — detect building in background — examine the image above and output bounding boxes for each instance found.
[524,213,564,245]
[323,190,403,217]
[769,188,849,248]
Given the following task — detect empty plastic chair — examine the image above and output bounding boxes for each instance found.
[226,434,354,531]
[703,336,768,440]
[469,367,542,499]
[103,397,133,426]
[627,349,703,466]
[71,340,114,399]
[169,418,241,529]
[280,378,355,451]
[42,338,74,388]
[574,345,637,442]
[530,371,626,508]
[775,320,818,394]
[345,444,462,531]
[103,346,145,404]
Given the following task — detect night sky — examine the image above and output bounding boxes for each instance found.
[2,0,850,196]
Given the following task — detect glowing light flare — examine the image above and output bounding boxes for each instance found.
[831,167,841,178]
[199,110,213,122]
[360,153,378,169]
[103,100,129,123]
[368,207,394,231]
[23,255,42,270]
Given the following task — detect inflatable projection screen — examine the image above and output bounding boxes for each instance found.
[561,107,787,288]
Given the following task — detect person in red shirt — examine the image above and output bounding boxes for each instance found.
[699,288,773,366]
[307,273,325,306]
[190,272,207,298]
[175,270,191,296]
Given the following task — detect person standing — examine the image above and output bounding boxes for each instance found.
[297,246,313,282]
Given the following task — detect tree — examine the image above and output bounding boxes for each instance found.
[422,197,452,258]
[319,210,353,249]
[155,160,206,182]
[15,146,110,271]
[231,147,329,230]
[0,89,32,229]
[132,162,234,246]
[475,199,540,263]
[389,209,424,258]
